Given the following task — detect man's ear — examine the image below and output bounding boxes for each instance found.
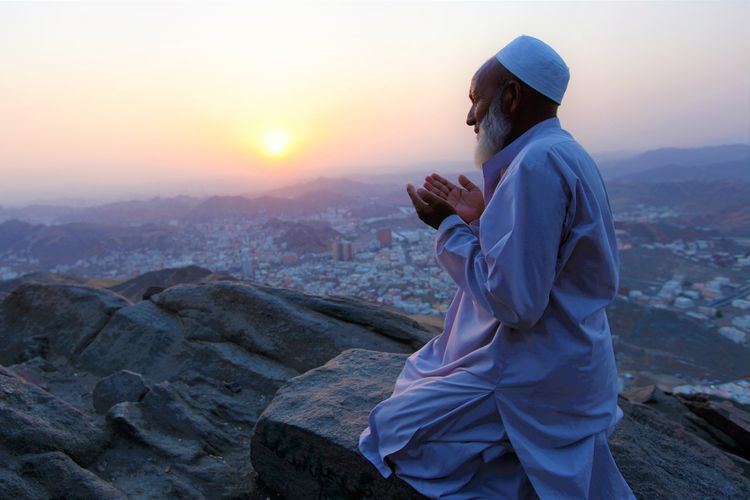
[502,80,522,115]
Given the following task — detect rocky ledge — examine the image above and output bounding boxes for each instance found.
[0,273,748,498]
[0,278,434,498]
[252,348,750,499]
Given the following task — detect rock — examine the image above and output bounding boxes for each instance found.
[611,396,750,498]
[0,283,129,365]
[107,265,235,302]
[263,285,438,349]
[0,271,85,294]
[153,282,424,373]
[93,370,150,414]
[17,451,126,499]
[105,381,255,498]
[622,385,750,462]
[252,349,750,500]
[76,300,185,379]
[0,278,439,499]
[142,286,165,300]
[676,393,750,459]
[0,366,105,464]
[251,349,426,499]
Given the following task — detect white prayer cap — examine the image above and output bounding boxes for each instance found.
[495,35,569,105]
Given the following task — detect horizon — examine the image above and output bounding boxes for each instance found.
[0,140,748,209]
[1,1,749,206]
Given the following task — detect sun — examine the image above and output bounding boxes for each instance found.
[261,129,289,157]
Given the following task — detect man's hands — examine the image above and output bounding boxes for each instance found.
[423,173,485,224]
[406,183,457,230]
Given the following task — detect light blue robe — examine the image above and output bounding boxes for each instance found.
[358,117,635,499]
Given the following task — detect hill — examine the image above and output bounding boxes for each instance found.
[0,219,188,268]
[599,143,750,181]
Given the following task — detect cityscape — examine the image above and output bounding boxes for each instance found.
[2,186,749,351]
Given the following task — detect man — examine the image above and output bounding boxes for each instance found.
[358,35,635,499]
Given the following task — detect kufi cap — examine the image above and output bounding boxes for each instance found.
[495,35,569,105]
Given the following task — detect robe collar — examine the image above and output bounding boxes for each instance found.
[481,117,561,199]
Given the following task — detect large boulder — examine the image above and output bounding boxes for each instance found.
[0,367,106,464]
[107,265,236,302]
[252,349,424,499]
[152,282,430,373]
[0,367,122,499]
[0,283,129,365]
[252,349,750,500]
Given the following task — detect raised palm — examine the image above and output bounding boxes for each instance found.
[423,173,485,224]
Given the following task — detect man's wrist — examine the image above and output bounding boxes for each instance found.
[436,213,464,232]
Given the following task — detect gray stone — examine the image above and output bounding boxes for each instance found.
[17,452,126,500]
[153,282,422,373]
[93,370,150,414]
[611,396,750,498]
[76,300,185,379]
[0,283,129,365]
[0,366,105,464]
[0,277,443,499]
[252,349,750,500]
[106,381,254,498]
[251,349,426,499]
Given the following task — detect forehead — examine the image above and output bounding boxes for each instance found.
[470,57,500,96]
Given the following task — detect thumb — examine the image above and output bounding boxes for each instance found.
[458,174,479,191]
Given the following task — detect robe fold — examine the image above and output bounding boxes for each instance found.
[358,117,634,499]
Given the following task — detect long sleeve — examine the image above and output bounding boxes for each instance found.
[435,150,570,331]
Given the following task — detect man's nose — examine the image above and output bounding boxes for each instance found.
[466,110,476,127]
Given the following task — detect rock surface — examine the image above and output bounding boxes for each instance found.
[92,370,150,414]
[0,275,434,498]
[0,283,129,365]
[1,269,748,499]
[107,265,236,302]
[252,349,424,499]
[252,349,750,499]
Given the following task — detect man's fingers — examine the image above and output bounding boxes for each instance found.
[431,173,458,192]
[458,174,479,191]
[423,181,449,200]
[424,175,451,197]
[406,184,428,210]
[418,188,449,208]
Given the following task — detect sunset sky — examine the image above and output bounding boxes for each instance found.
[1,1,748,205]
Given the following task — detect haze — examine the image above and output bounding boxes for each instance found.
[1,1,748,206]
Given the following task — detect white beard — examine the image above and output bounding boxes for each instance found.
[473,104,512,168]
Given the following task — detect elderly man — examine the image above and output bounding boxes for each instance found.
[358,35,634,499]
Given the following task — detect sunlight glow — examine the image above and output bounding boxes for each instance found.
[261,130,289,157]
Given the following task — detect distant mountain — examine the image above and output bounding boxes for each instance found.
[599,144,750,180]
[0,204,82,224]
[0,219,186,268]
[614,159,749,184]
[185,190,359,222]
[54,195,204,225]
[261,176,398,199]
[608,178,750,235]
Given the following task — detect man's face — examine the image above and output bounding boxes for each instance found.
[466,61,501,136]
[468,59,513,167]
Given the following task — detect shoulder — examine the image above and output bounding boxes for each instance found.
[510,135,577,182]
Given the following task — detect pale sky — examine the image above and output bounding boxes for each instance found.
[1,1,748,205]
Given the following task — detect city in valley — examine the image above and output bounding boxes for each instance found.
[1,144,749,397]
